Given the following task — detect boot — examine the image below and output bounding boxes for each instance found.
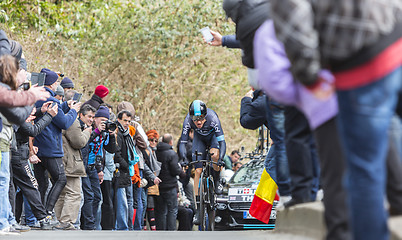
[193,196,200,225]
[213,170,223,195]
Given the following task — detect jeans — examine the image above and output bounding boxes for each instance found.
[336,66,402,240]
[265,98,291,196]
[24,196,38,226]
[142,188,147,227]
[133,171,143,230]
[81,168,102,230]
[115,183,133,231]
[0,151,11,230]
[155,188,178,231]
[389,115,402,160]
[33,157,67,213]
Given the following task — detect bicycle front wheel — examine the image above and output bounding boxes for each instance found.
[199,171,208,231]
[207,176,216,231]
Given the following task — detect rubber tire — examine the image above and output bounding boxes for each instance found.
[199,171,207,231]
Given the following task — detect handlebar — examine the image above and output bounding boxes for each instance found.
[188,159,223,167]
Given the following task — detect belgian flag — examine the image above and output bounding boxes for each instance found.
[249,168,279,223]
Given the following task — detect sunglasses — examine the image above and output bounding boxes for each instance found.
[149,139,158,143]
[191,115,206,122]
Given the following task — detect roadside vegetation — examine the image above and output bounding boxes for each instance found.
[1,0,262,153]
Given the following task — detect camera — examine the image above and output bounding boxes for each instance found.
[103,120,117,132]
[21,82,31,91]
[95,155,104,172]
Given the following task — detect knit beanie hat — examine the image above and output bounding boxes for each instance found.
[40,68,59,86]
[95,106,110,119]
[146,129,159,140]
[60,77,74,89]
[10,40,22,61]
[117,101,135,116]
[94,85,109,98]
[55,85,64,96]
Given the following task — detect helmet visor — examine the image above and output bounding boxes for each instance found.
[191,114,206,121]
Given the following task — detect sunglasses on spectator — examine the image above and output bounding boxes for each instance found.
[149,139,158,143]
[191,115,206,121]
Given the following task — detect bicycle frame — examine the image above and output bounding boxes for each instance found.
[191,149,219,231]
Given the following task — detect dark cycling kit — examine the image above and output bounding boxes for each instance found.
[179,108,226,168]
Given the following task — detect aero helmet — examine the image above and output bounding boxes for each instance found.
[189,100,207,121]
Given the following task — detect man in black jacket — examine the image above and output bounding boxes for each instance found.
[155,134,185,231]
[114,110,135,230]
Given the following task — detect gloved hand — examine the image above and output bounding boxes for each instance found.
[179,158,189,167]
[217,159,225,167]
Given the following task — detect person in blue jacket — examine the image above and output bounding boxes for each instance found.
[33,68,81,216]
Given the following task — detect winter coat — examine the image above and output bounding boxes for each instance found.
[34,87,77,158]
[81,127,117,172]
[114,131,132,188]
[62,119,90,177]
[11,113,53,161]
[254,20,338,130]
[156,142,183,191]
[240,90,268,130]
[223,0,271,68]
[82,94,103,110]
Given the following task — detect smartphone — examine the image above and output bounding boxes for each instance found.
[30,72,46,86]
[200,27,214,43]
[72,92,83,102]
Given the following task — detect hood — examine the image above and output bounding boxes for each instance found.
[156,141,173,152]
[224,0,271,68]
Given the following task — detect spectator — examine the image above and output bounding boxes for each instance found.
[55,85,64,102]
[270,1,402,239]
[33,68,80,216]
[54,102,92,230]
[82,85,109,110]
[114,110,136,231]
[239,87,292,199]
[222,150,240,170]
[116,101,156,230]
[0,31,54,109]
[0,54,37,235]
[11,104,58,230]
[99,104,117,230]
[177,180,193,231]
[232,161,243,172]
[80,106,117,230]
[143,129,161,231]
[60,77,74,90]
[155,134,185,231]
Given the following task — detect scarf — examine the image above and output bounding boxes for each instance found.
[147,146,161,176]
[117,121,139,176]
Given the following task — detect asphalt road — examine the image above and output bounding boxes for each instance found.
[2,230,316,240]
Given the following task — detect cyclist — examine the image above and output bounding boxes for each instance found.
[179,100,226,225]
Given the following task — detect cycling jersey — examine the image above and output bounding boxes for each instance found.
[180,108,225,144]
